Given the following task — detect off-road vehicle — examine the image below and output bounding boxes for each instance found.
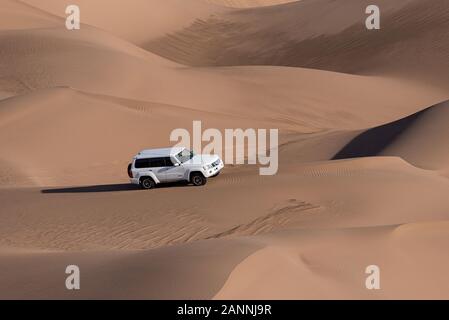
[128,147,224,189]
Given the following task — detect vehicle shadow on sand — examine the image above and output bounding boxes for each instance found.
[41,182,192,194]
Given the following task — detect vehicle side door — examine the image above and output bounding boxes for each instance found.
[164,157,186,182]
[134,158,166,183]
[148,157,168,182]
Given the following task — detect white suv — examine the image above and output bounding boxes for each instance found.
[128,147,224,189]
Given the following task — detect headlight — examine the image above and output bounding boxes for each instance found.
[203,164,213,170]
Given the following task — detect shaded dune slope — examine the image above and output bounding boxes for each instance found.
[334,110,428,160]
[147,0,449,84]
[333,101,449,172]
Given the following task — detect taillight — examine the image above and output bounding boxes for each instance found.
[127,163,133,178]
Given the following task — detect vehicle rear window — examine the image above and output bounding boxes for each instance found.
[134,157,174,168]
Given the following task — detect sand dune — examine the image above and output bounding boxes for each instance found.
[379,101,449,172]
[2,21,447,188]
[21,0,225,45]
[0,0,62,30]
[1,27,446,127]
[147,0,449,86]
[215,221,449,299]
[0,87,281,186]
[2,157,449,253]
[3,220,449,299]
[0,81,445,187]
[0,238,262,299]
[334,101,449,172]
[1,0,449,300]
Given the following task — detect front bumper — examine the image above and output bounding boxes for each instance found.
[203,160,224,178]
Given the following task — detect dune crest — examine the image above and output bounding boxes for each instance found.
[20,0,225,45]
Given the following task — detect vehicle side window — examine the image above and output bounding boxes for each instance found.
[164,157,175,167]
[135,158,150,169]
[135,158,168,168]
[149,158,166,168]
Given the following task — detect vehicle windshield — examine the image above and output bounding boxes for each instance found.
[176,149,195,164]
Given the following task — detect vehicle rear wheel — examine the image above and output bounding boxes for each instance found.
[140,177,156,190]
[191,173,207,186]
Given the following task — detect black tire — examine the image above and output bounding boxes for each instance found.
[140,177,156,190]
[190,172,207,186]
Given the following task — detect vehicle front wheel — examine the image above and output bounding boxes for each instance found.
[140,177,156,190]
[191,173,207,186]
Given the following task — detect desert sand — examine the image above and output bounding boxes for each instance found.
[205,0,297,8]
[1,0,449,299]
